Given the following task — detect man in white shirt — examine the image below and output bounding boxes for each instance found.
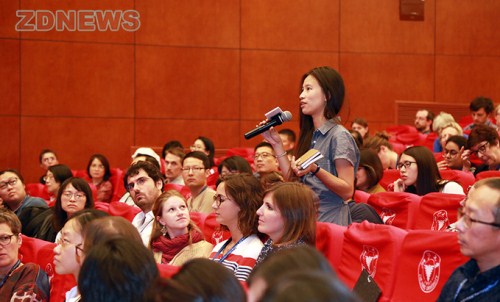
[124,161,163,246]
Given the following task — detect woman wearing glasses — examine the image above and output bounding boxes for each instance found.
[439,135,470,171]
[53,209,108,302]
[391,146,464,195]
[463,124,500,176]
[44,164,73,204]
[0,208,49,301]
[210,174,264,281]
[149,190,213,266]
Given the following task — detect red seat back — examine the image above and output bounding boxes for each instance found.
[25,183,50,201]
[379,170,400,190]
[367,192,420,229]
[109,168,124,202]
[391,230,468,302]
[475,170,500,181]
[164,183,191,200]
[410,192,464,231]
[206,168,219,187]
[202,213,230,245]
[315,222,346,270]
[337,222,407,302]
[108,201,141,222]
[157,263,180,278]
[439,170,475,192]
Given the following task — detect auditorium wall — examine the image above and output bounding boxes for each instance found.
[1,0,499,183]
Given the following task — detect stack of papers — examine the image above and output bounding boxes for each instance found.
[296,149,323,170]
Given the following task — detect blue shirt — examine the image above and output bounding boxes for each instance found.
[15,195,48,217]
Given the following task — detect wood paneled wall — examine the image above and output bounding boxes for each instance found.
[1,0,499,183]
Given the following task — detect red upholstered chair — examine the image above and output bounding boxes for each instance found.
[189,211,208,230]
[94,201,110,213]
[385,125,417,136]
[206,168,219,187]
[164,183,191,200]
[353,190,371,203]
[391,230,468,302]
[25,183,50,201]
[202,212,230,245]
[410,192,464,231]
[337,222,407,302]
[107,201,141,222]
[379,169,400,190]
[367,192,420,229]
[396,132,425,147]
[109,168,125,202]
[315,222,346,270]
[157,263,180,278]
[475,170,500,181]
[439,169,475,192]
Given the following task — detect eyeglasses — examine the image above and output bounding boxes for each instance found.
[396,161,417,170]
[181,166,205,173]
[56,237,84,255]
[62,191,86,201]
[126,176,152,191]
[213,194,230,207]
[253,152,276,160]
[458,207,500,228]
[443,149,459,158]
[471,141,489,156]
[43,174,54,182]
[0,234,16,246]
[0,178,18,190]
[190,145,205,151]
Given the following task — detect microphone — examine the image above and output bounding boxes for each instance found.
[244,110,292,140]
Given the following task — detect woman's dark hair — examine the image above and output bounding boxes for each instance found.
[196,136,215,167]
[79,237,159,302]
[217,156,252,175]
[358,148,384,191]
[170,258,245,302]
[221,173,263,236]
[466,124,500,149]
[48,164,73,185]
[296,66,345,158]
[53,177,95,232]
[66,209,109,235]
[399,146,445,196]
[86,154,111,181]
[349,130,364,148]
[445,135,467,150]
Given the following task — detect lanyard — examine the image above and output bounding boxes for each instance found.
[0,260,21,288]
[212,236,248,263]
[453,278,499,302]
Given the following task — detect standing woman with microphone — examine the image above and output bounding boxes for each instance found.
[262,66,359,225]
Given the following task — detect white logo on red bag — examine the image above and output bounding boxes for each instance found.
[380,208,396,225]
[431,210,449,231]
[360,245,379,278]
[418,250,441,293]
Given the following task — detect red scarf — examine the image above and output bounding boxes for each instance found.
[152,230,204,264]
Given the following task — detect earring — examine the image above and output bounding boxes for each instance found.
[160,224,167,236]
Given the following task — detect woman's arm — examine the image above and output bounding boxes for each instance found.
[261,127,293,179]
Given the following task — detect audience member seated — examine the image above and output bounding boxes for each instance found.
[248,245,337,302]
[278,128,297,158]
[182,152,216,214]
[414,109,435,135]
[190,136,216,168]
[437,178,500,302]
[364,132,399,170]
[83,216,143,251]
[38,149,59,185]
[390,146,464,195]
[118,155,161,207]
[253,141,280,178]
[349,129,364,149]
[356,149,385,194]
[210,174,264,281]
[436,122,464,153]
[22,177,95,242]
[124,161,164,246]
[255,182,317,265]
[432,112,457,152]
[78,237,159,302]
[150,190,213,265]
[0,169,47,217]
[44,164,73,204]
[464,124,500,175]
[161,140,184,160]
[53,209,109,302]
[131,147,162,169]
[463,96,497,131]
[0,208,50,301]
[351,117,370,139]
[216,155,253,186]
[438,135,471,172]
[86,154,113,203]
[163,147,185,185]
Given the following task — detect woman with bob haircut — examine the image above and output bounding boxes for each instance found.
[149,190,213,266]
[255,182,317,264]
[210,173,264,281]
[45,164,73,203]
[351,117,369,139]
[356,149,385,193]
[391,146,464,195]
[216,155,253,186]
[190,136,216,168]
[86,154,113,203]
[261,66,359,226]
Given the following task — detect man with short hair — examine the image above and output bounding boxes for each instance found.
[0,170,48,217]
[253,141,280,178]
[182,151,216,214]
[164,147,185,185]
[463,96,497,131]
[38,149,59,184]
[414,109,435,134]
[124,161,164,246]
[437,177,500,301]
[278,128,296,155]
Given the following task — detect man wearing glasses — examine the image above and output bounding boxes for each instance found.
[463,124,500,175]
[182,151,216,214]
[253,142,280,179]
[0,170,48,217]
[437,178,500,302]
[124,161,164,246]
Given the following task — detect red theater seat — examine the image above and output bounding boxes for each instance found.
[164,183,191,200]
[337,221,407,302]
[439,170,475,192]
[157,263,180,278]
[379,169,400,190]
[410,192,464,231]
[367,192,420,229]
[391,230,468,302]
[202,212,230,245]
[475,170,500,181]
[109,168,125,202]
[25,183,50,201]
[315,222,346,270]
